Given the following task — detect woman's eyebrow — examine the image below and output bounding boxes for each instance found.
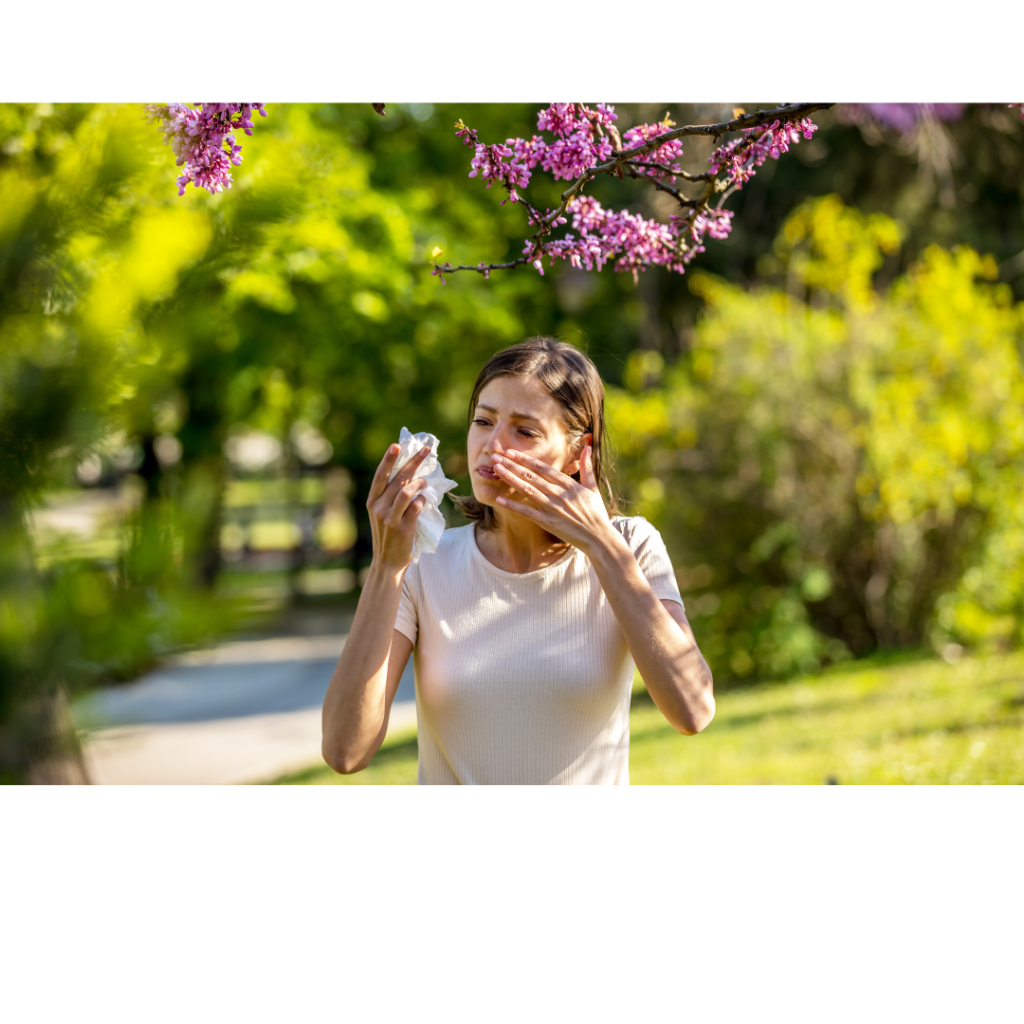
[476,403,542,422]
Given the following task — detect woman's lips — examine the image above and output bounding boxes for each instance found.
[476,466,499,480]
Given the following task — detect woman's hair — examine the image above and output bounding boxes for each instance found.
[452,337,619,530]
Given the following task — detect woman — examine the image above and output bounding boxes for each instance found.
[322,337,714,784]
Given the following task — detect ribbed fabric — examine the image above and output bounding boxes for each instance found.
[394,517,683,785]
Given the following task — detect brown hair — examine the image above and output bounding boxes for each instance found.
[452,337,619,530]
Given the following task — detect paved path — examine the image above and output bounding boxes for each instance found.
[75,629,417,785]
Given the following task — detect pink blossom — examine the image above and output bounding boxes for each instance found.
[691,208,734,242]
[536,103,579,137]
[524,195,696,277]
[146,103,267,195]
[453,104,820,280]
[623,122,684,179]
[531,104,618,181]
[454,119,479,146]
[708,117,816,193]
[468,142,532,204]
[540,130,613,181]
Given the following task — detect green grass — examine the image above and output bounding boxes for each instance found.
[271,650,1024,785]
[272,724,420,785]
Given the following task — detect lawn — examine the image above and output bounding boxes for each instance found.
[270,649,1024,785]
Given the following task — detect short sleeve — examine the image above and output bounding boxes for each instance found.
[613,517,684,610]
[394,562,419,646]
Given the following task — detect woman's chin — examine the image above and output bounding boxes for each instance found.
[472,479,503,505]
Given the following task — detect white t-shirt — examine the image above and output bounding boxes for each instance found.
[394,516,683,785]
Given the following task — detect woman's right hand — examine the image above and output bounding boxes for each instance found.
[365,443,432,571]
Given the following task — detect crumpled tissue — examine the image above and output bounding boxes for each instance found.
[387,427,458,562]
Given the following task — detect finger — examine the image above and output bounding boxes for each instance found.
[387,477,428,526]
[491,460,555,504]
[384,445,432,496]
[496,494,542,521]
[501,449,566,482]
[405,494,427,523]
[580,445,598,491]
[367,444,401,505]
[492,454,563,494]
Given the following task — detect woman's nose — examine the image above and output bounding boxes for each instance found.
[483,427,507,455]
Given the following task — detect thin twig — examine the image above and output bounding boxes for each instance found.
[624,166,698,208]
[434,257,534,275]
[624,159,712,183]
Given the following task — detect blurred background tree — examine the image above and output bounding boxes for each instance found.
[607,195,1024,680]
[2,101,1022,781]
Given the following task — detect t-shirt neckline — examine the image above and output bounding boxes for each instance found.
[469,523,579,580]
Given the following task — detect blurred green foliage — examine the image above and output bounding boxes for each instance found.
[0,101,557,778]
[2,101,1023,779]
[609,195,1024,681]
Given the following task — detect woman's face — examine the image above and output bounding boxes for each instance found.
[468,375,584,508]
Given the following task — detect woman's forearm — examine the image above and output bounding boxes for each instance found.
[321,561,405,772]
[587,529,715,735]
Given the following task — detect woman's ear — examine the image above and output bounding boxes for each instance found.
[566,432,593,476]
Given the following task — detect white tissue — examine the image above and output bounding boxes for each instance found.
[387,427,458,562]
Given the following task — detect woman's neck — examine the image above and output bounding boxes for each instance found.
[475,513,570,574]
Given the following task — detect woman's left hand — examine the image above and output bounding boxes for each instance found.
[491,446,617,556]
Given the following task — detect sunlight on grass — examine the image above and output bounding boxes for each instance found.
[270,651,1024,785]
[631,650,1024,784]
[271,723,419,785]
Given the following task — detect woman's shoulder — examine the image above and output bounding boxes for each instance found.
[609,515,680,598]
[610,514,662,545]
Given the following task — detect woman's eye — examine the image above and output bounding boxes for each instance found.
[472,418,490,426]
[518,430,536,438]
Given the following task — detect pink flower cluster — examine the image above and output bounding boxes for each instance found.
[459,103,622,204]
[146,103,267,195]
[450,105,819,279]
[708,118,817,190]
[525,195,735,278]
[469,142,532,204]
[622,122,684,179]
[535,103,617,180]
[691,207,734,241]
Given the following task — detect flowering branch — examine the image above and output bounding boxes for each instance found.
[145,103,267,196]
[433,102,832,282]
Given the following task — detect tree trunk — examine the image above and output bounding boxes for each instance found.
[0,678,91,785]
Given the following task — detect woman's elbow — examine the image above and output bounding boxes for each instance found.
[675,676,715,735]
[321,739,371,775]
[680,695,715,735]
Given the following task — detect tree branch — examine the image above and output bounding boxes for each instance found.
[436,103,833,278]
[624,159,713,183]
[556,102,832,204]
[624,166,699,208]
